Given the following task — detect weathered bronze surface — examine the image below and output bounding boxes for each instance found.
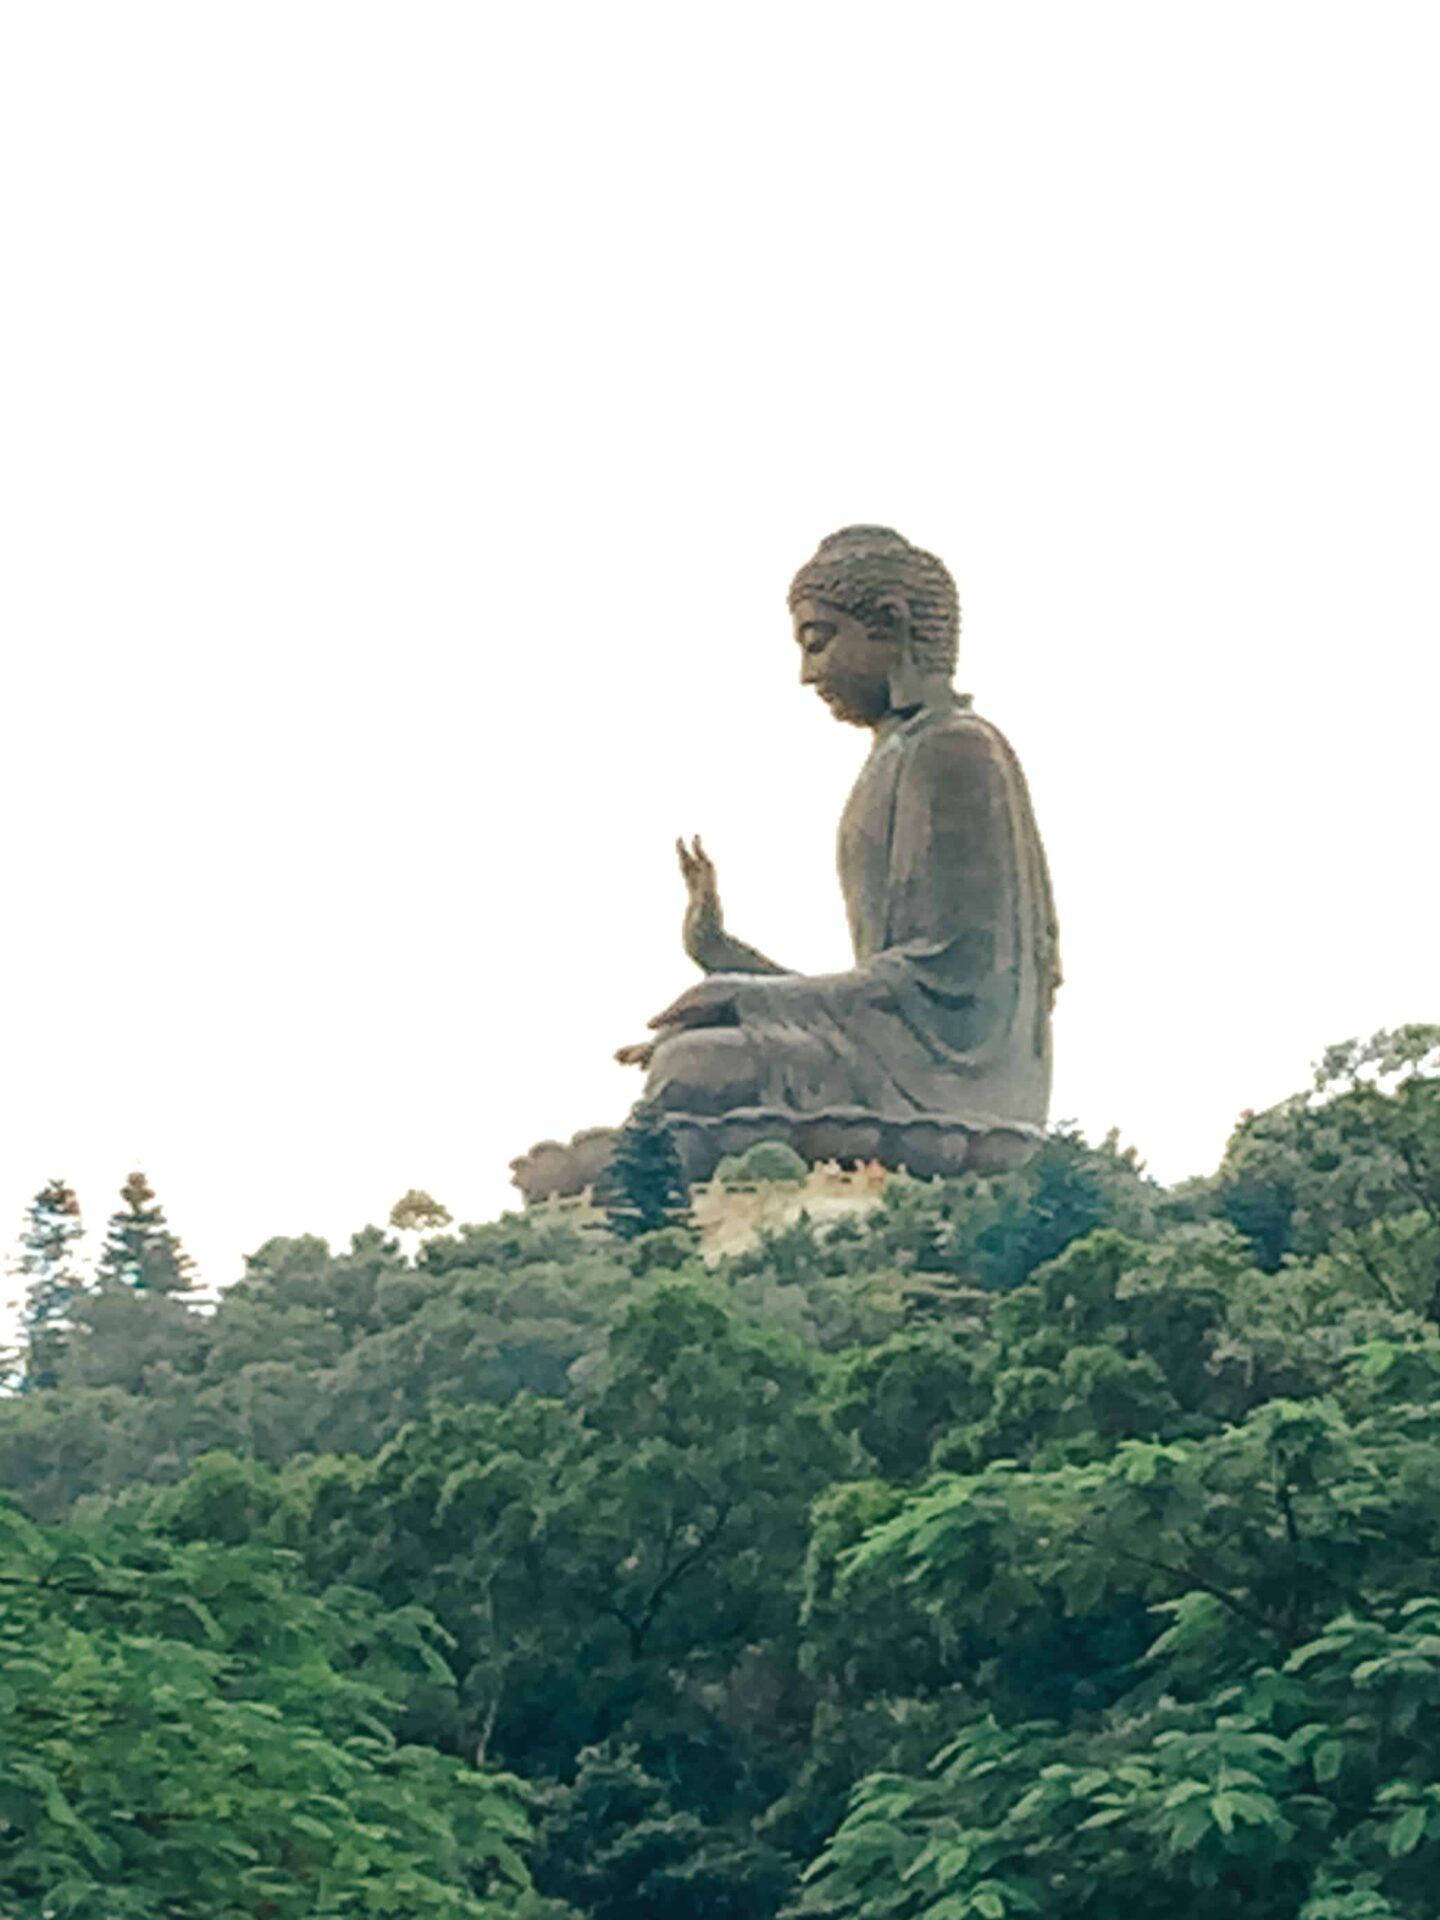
[512,526,1060,1201]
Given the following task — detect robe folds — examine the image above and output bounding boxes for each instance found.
[643,693,1060,1169]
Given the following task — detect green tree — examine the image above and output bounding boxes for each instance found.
[13,1177,85,1389]
[796,1215,1440,1917]
[599,1104,692,1240]
[95,1170,198,1296]
[299,1281,842,1914]
[1214,1025,1440,1285]
[534,1744,788,1920]
[828,1330,988,1480]
[0,1501,532,1916]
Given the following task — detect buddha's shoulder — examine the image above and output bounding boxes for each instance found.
[902,700,1016,774]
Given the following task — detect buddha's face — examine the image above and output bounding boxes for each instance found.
[792,595,898,728]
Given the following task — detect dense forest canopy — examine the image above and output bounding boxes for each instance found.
[4,1024,1440,1918]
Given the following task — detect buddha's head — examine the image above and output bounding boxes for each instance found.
[788,525,960,727]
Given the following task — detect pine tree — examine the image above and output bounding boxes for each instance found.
[95,1170,198,1296]
[598,1102,692,1240]
[14,1178,85,1390]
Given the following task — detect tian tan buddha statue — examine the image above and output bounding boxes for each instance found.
[511,525,1060,1202]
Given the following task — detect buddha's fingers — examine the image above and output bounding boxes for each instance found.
[615,1041,654,1068]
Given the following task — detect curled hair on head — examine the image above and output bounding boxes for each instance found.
[788,526,960,677]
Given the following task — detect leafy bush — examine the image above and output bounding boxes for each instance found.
[715,1139,811,1187]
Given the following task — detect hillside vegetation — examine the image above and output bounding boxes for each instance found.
[4,1026,1440,1919]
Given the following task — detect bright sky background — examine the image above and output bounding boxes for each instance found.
[3,3,1438,1303]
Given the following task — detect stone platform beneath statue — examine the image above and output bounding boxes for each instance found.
[521,1157,895,1263]
[510,1106,1041,1206]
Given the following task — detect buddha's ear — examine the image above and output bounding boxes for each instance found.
[878,592,930,711]
[870,591,912,646]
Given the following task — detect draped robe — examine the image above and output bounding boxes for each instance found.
[643,693,1060,1174]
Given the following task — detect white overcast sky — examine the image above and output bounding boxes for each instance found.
[2,3,1438,1299]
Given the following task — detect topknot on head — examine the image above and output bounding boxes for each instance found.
[813,524,909,554]
[788,525,960,676]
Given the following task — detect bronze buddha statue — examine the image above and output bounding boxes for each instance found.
[513,525,1060,1200]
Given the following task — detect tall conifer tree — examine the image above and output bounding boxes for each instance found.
[95,1170,198,1296]
[14,1178,85,1389]
[598,1102,692,1240]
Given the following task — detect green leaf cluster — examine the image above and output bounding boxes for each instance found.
[0,1503,529,1915]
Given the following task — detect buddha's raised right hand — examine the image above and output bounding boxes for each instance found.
[678,835,726,969]
[677,835,787,977]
